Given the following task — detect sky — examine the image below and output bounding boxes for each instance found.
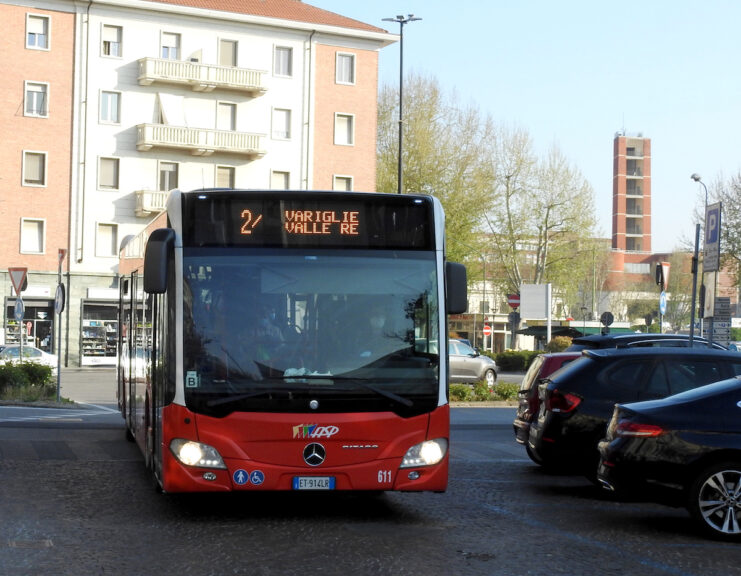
[309,0,741,253]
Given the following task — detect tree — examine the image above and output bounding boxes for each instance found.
[716,174,741,286]
[377,74,495,264]
[483,132,599,298]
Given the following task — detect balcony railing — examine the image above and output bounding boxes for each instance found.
[136,123,266,158]
[134,190,168,218]
[137,57,267,95]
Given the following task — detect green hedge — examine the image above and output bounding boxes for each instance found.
[493,350,542,371]
[0,362,55,401]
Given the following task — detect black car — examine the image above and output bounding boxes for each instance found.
[597,377,741,540]
[527,348,741,473]
[566,332,726,351]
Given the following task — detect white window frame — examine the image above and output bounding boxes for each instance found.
[271,108,291,140]
[98,157,120,190]
[216,165,235,189]
[161,31,180,60]
[333,175,353,192]
[216,101,237,131]
[24,81,49,118]
[273,46,293,77]
[99,90,121,124]
[336,52,356,85]
[95,222,118,258]
[219,38,237,67]
[20,218,46,254]
[22,150,47,187]
[158,161,179,192]
[270,170,290,190]
[101,24,122,57]
[26,14,50,51]
[334,113,355,146]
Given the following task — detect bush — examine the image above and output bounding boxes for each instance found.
[473,381,492,401]
[495,350,541,371]
[492,382,519,401]
[545,336,572,352]
[450,383,472,402]
[0,362,55,401]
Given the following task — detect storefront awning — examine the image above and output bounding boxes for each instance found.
[517,325,635,338]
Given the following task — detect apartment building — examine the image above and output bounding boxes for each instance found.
[0,2,74,353]
[1,0,395,365]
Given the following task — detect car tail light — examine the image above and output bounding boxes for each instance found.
[545,389,582,413]
[616,420,665,437]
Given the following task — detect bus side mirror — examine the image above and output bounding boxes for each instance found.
[446,262,467,314]
[143,228,176,294]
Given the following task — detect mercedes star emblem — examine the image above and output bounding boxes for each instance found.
[303,443,326,466]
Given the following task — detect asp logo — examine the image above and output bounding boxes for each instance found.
[292,424,340,439]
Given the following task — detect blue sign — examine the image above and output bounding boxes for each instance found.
[659,291,667,316]
[233,469,249,486]
[704,202,722,272]
[250,470,265,485]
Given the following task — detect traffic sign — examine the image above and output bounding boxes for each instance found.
[703,202,722,272]
[54,283,66,315]
[8,267,27,295]
[14,299,24,322]
[659,291,667,316]
[507,294,520,308]
[483,325,492,336]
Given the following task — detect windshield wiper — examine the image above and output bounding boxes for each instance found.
[205,388,289,407]
[333,379,414,408]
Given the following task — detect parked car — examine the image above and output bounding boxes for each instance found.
[0,344,58,375]
[513,351,581,462]
[597,377,741,540]
[448,339,497,387]
[527,347,741,473]
[566,332,726,351]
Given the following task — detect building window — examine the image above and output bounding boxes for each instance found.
[272,108,291,140]
[334,113,355,146]
[624,263,651,274]
[333,176,352,191]
[273,46,292,77]
[26,14,49,50]
[102,25,122,57]
[159,162,178,192]
[216,166,235,188]
[22,151,47,187]
[271,171,290,190]
[219,39,237,67]
[20,218,45,254]
[161,32,180,60]
[100,91,121,124]
[217,102,236,131]
[96,223,118,257]
[98,157,119,190]
[24,82,48,117]
[336,52,355,85]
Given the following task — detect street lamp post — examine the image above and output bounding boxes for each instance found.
[690,173,711,345]
[382,14,421,195]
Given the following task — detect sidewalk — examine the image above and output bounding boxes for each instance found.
[59,367,117,404]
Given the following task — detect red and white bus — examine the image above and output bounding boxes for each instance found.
[118,189,467,493]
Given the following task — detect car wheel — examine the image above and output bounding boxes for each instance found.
[484,369,497,388]
[525,444,543,465]
[688,461,741,540]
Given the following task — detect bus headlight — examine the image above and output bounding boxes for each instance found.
[400,438,448,468]
[170,439,227,469]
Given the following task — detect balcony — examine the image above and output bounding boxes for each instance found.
[136,124,266,158]
[137,57,267,95]
[134,190,168,218]
[626,223,643,236]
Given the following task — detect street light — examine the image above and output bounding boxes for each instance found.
[382,14,421,194]
[689,173,710,345]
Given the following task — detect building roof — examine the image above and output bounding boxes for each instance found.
[146,0,389,34]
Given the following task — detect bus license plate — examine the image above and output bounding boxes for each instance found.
[293,476,335,490]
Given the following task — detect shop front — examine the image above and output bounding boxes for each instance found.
[80,300,118,366]
[4,297,55,352]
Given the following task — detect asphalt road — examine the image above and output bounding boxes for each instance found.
[1,370,740,575]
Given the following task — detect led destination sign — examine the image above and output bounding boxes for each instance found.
[242,209,360,237]
[183,191,434,250]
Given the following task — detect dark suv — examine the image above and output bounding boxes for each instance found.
[566,333,726,351]
[527,347,741,472]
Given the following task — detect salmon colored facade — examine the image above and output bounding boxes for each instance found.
[312,44,379,192]
[0,4,73,271]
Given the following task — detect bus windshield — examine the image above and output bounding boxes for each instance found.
[182,248,440,417]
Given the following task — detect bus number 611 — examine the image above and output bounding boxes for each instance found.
[378,470,392,484]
